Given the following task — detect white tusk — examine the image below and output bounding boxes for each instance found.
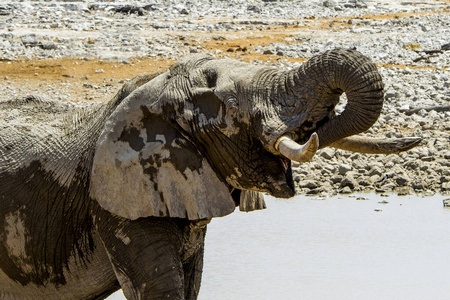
[275,132,319,163]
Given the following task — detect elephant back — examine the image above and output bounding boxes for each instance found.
[0,95,94,178]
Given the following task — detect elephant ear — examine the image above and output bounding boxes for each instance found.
[90,79,235,221]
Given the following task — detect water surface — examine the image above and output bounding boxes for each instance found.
[108,194,450,300]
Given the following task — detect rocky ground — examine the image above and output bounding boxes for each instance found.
[0,0,449,196]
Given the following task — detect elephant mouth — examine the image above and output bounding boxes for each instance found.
[261,131,318,198]
[259,132,316,198]
[267,158,296,198]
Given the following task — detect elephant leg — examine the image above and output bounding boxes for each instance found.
[182,226,206,300]
[94,214,185,300]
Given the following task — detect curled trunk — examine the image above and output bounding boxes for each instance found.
[284,48,384,148]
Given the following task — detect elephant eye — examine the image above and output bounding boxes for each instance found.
[206,71,218,88]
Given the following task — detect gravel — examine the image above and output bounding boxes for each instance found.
[0,0,449,196]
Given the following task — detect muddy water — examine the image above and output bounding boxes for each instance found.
[107,194,450,300]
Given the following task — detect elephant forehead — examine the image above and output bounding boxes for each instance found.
[205,59,264,75]
[0,116,85,188]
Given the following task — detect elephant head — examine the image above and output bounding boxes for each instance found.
[90,48,420,220]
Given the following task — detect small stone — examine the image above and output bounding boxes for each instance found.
[355,2,368,8]
[440,152,450,160]
[358,178,372,187]
[404,160,420,170]
[385,92,398,99]
[39,41,58,50]
[412,181,425,190]
[339,186,352,194]
[350,153,360,160]
[378,174,390,182]
[339,176,357,190]
[395,176,409,186]
[443,198,450,207]
[0,5,11,16]
[22,35,39,47]
[442,182,450,191]
[338,164,352,176]
[247,5,262,13]
[299,180,320,189]
[397,190,410,196]
[323,0,336,8]
[382,183,397,190]
[418,109,428,117]
[306,188,322,195]
[330,175,343,184]
[114,5,145,16]
[212,35,226,41]
[83,83,97,89]
[95,69,105,73]
[319,148,335,160]
[421,156,435,162]
[325,165,336,174]
[370,175,380,183]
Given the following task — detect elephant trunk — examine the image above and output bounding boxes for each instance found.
[283,48,384,149]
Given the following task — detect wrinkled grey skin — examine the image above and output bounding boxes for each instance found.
[0,49,420,299]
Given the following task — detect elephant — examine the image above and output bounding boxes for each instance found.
[0,48,421,299]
